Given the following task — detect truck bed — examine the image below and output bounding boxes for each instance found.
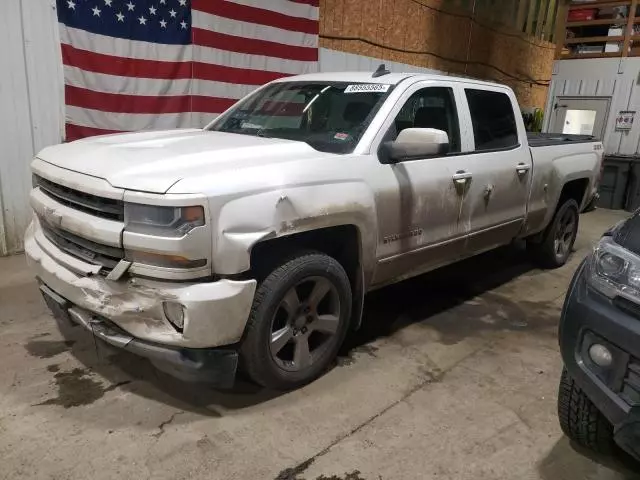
[527,133,596,148]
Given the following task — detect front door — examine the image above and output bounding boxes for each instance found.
[459,87,530,255]
[550,97,610,140]
[370,83,472,285]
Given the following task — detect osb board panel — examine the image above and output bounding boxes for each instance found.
[319,0,555,108]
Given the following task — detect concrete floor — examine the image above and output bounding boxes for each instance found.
[1,209,640,480]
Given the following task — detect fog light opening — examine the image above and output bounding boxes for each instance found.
[163,301,185,332]
[589,343,613,368]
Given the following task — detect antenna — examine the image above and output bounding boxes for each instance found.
[372,64,391,78]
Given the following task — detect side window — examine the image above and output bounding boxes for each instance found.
[390,87,461,154]
[465,89,518,151]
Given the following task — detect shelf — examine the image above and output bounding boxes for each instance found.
[569,1,632,10]
[561,51,624,58]
[567,18,629,26]
[565,35,625,43]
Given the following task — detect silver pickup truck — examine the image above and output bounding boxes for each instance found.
[26,70,603,389]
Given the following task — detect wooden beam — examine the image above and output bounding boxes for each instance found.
[569,0,632,10]
[567,18,629,27]
[561,51,623,59]
[544,0,559,40]
[565,35,624,43]
[536,0,550,38]
[622,0,638,57]
[516,0,529,32]
[526,0,538,35]
[554,2,568,58]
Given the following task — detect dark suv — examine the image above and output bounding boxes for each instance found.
[559,212,640,460]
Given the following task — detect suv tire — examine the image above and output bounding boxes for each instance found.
[241,251,352,390]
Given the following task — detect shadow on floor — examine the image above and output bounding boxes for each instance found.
[539,437,640,480]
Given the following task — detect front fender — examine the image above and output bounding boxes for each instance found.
[212,181,378,282]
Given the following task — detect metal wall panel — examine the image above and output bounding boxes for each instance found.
[0,0,63,255]
[545,57,640,156]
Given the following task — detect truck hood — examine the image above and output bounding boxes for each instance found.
[36,129,329,194]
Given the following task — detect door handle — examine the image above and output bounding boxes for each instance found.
[516,163,531,174]
[452,171,472,184]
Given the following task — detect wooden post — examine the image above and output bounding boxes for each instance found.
[516,0,529,32]
[623,0,639,57]
[526,0,538,35]
[544,0,558,41]
[536,0,551,38]
[554,2,568,59]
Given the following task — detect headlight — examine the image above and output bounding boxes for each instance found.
[124,203,205,237]
[588,236,640,301]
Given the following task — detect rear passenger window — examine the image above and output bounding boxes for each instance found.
[465,89,518,151]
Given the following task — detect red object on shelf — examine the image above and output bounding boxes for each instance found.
[568,8,598,21]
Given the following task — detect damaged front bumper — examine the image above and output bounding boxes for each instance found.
[25,221,257,385]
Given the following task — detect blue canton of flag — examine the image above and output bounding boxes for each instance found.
[56,0,191,45]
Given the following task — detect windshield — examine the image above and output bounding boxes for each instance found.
[207,82,393,154]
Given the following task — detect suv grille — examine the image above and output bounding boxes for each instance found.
[35,175,124,221]
[41,222,124,273]
[622,358,640,406]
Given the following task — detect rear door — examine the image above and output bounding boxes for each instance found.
[458,86,531,255]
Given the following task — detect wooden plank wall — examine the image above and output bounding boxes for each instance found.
[318,0,556,108]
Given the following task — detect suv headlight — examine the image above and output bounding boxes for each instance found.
[124,204,205,237]
[588,236,640,301]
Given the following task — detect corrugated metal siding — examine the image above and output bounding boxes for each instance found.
[544,58,640,156]
[0,0,64,255]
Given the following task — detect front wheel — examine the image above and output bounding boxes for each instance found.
[241,251,352,390]
[558,368,615,454]
[528,198,579,268]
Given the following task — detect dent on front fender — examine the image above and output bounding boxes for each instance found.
[213,183,377,278]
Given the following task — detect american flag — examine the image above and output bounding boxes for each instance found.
[56,0,320,141]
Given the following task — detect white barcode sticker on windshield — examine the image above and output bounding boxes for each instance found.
[344,84,391,94]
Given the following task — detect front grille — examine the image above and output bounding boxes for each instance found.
[40,221,124,273]
[622,357,640,406]
[35,175,124,221]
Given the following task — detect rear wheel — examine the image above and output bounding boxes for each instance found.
[528,198,579,268]
[558,368,615,454]
[241,251,352,390]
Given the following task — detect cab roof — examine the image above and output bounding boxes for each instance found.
[273,71,506,89]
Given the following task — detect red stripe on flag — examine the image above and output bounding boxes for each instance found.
[66,85,191,114]
[66,123,123,141]
[66,85,243,115]
[192,0,319,34]
[192,28,317,62]
[193,61,289,85]
[61,43,192,79]
[191,96,238,113]
[290,0,319,5]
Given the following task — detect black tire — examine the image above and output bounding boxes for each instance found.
[241,251,352,390]
[528,198,579,268]
[558,368,615,454]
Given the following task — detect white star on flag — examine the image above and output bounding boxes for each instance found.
[178,0,187,6]
[138,15,147,25]
[104,0,112,6]
[180,20,187,29]
[92,6,101,16]
[159,0,166,4]
[67,0,75,9]
[116,12,125,21]
[149,6,157,15]
[126,2,135,11]
[159,19,167,28]
[169,9,177,18]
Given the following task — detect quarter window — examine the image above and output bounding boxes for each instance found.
[465,89,518,151]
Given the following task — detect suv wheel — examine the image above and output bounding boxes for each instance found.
[529,198,579,268]
[241,251,352,390]
[558,368,615,454]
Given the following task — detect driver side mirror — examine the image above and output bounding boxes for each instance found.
[380,128,450,164]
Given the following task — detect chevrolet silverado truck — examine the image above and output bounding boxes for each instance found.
[26,69,603,390]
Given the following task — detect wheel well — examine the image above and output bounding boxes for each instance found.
[559,178,589,208]
[250,225,362,288]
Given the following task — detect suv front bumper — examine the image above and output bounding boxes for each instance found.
[25,221,257,384]
[560,260,640,460]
